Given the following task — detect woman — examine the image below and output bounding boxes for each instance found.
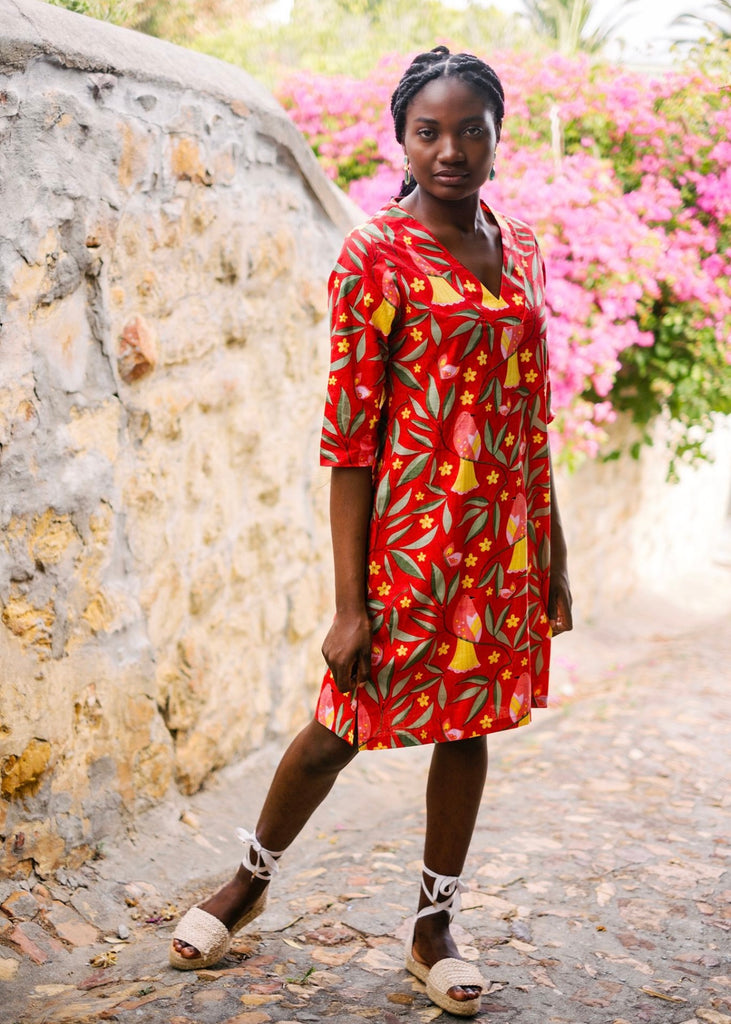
[170,46,572,1018]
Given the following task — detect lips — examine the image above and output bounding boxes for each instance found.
[433,171,469,183]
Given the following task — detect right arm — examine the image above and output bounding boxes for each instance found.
[321,466,373,694]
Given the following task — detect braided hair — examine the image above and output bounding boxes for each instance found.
[390,45,505,199]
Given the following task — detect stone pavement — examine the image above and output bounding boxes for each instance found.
[1,575,730,1024]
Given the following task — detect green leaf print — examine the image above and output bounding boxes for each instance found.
[446,573,460,604]
[392,363,420,389]
[443,385,456,421]
[348,248,364,272]
[429,315,442,345]
[330,354,352,372]
[493,681,502,718]
[402,526,438,550]
[392,705,413,726]
[483,604,495,634]
[442,504,452,534]
[408,427,435,448]
[538,534,550,571]
[375,474,391,518]
[339,274,362,298]
[483,420,495,454]
[404,637,436,669]
[399,452,430,484]
[452,684,483,702]
[386,488,413,518]
[356,333,366,363]
[450,315,481,338]
[426,375,440,419]
[336,390,351,436]
[431,564,446,604]
[411,614,438,634]
[462,323,485,359]
[377,657,395,699]
[466,689,489,722]
[465,510,489,544]
[395,731,422,747]
[403,339,428,362]
[370,612,384,633]
[437,681,448,709]
[349,409,365,437]
[410,704,434,730]
[392,550,425,579]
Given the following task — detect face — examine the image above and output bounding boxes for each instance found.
[402,76,498,202]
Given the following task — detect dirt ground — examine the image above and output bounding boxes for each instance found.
[1,564,730,1024]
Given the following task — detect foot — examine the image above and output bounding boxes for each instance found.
[171,866,268,960]
[412,911,482,1003]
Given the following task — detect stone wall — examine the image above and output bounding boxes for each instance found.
[0,0,358,877]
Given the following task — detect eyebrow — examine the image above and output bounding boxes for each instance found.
[413,115,487,125]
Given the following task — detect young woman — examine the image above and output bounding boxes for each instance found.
[170,45,573,1018]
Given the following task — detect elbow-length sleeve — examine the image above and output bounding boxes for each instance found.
[320,232,398,468]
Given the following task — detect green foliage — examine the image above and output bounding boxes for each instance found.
[520,0,637,55]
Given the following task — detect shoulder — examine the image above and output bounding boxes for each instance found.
[493,208,542,255]
[337,203,409,265]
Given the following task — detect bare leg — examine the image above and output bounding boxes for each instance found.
[173,718,357,958]
[411,735,488,1002]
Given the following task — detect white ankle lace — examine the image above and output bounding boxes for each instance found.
[416,864,467,922]
[235,828,284,880]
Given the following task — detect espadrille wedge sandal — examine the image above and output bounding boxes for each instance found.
[169,829,283,970]
[405,865,485,1017]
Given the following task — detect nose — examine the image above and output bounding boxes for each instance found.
[439,134,464,163]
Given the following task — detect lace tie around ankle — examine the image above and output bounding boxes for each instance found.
[417,864,467,922]
[235,828,285,880]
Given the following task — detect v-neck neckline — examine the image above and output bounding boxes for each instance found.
[388,198,506,301]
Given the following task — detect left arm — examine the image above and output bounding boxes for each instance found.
[548,449,573,635]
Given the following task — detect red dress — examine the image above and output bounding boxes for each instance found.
[316,200,553,750]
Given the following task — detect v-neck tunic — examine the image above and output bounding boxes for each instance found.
[317,200,553,749]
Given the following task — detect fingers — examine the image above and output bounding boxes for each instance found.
[549,590,573,635]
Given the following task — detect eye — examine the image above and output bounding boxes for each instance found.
[416,128,436,140]
[464,125,485,137]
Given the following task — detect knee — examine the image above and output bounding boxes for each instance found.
[299,719,358,776]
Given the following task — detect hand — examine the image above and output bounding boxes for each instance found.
[321,610,372,694]
[548,566,573,636]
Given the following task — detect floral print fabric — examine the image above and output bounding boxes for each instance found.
[317,200,553,749]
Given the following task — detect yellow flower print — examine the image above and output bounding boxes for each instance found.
[533,431,543,443]
[347,729,354,744]
[463,368,477,382]
[416,491,425,500]
[506,614,520,628]
[461,575,474,588]
[544,491,551,504]
[338,340,349,353]
[411,278,426,292]
[377,582,391,597]
[338,313,348,324]
[400,596,412,607]
[465,554,478,567]
[375,742,387,749]
[418,693,430,708]
[415,671,423,680]
[402,408,411,419]
[417,552,426,563]
[500,489,509,501]
[419,514,434,529]
[420,729,428,739]
[369,560,381,575]
[369,415,378,428]
[396,644,408,656]
[464,280,477,292]
[479,538,492,552]
[414,363,421,374]
[404,235,412,246]
[438,642,450,655]
[501,668,512,680]
[520,350,532,363]
[393,457,403,469]
[485,586,494,596]
[484,401,493,412]
[513,294,524,306]
[329,375,337,385]
[460,392,475,405]
[505,432,515,446]
[480,714,493,729]
[521,657,528,666]
[488,651,500,664]
[525,370,538,383]
[486,470,499,485]
[364,292,374,307]
[438,461,452,476]
[411,328,423,341]
[477,351,488,365]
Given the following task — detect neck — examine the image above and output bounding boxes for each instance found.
[401,188,485,235]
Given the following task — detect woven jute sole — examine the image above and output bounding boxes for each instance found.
[169,892,267,970]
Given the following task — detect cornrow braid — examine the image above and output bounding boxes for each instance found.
[390,45,505,199]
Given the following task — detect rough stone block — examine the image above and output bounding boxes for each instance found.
[117,315,158,383]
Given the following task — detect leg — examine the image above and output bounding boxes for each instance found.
[412,735,488,1004]
[173,718,357,959]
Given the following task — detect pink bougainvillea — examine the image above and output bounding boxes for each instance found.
[278,52,731,459]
